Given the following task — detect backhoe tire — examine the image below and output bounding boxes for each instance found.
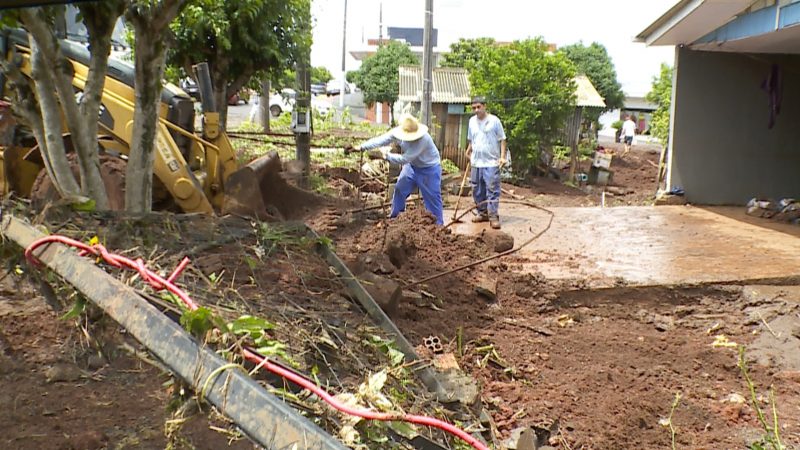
[31,153,127,211]
[269,105,282,118]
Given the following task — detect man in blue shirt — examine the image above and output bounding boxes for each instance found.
[467,96,507,229]
[347,114,444,225]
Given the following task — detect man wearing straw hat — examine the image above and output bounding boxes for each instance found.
[346,114,444,225]
[466,96,507,229]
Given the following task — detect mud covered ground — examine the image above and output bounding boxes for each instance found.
[326,206,800,449]
[3,137,799,450]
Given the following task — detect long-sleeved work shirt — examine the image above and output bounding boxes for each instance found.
[359,132,441,168]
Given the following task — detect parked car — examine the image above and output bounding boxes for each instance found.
[311,97,331,116]
[325,79,351,96]
[310,83,326,96]
[179,78,201,101]
[263,88,331,117]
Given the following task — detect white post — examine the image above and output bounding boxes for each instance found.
[340,0,348,108]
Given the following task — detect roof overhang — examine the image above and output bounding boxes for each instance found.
[636,0,753,46]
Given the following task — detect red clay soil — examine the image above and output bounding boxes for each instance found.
[499,146,662,207]
[0,273,254,450]
[330,206,800,449]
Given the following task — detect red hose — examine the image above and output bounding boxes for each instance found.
[25,235,489,450]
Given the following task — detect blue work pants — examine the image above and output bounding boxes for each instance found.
[470,166,501,217]
[392,164,444,225]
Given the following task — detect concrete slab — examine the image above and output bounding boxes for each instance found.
[449,205,800,287]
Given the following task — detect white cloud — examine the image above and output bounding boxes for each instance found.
[312,0,678,96]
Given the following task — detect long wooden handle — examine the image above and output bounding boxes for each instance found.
[451,162,471,220]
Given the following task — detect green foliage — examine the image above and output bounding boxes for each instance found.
[739,346,784,450]
[350,41,418,109]
[440,37,496,69]
[311,66,333,84]
[180,306,221,338]
[440,159,460,175]
[646,63,674,143]
[61,295,87,320]
[228,315,294,364]
[560,42,624,111]
[469,38,577,174]
[308,173,332,194]
[168,0,311,106]
[345,70,359,84]
[363,335,405,367]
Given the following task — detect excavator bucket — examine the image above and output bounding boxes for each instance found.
[222,151,322,221]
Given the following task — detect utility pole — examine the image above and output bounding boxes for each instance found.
[340,0,348,108]
[295,61,311,186]
[379,2,383,45]
[421,0,433,128]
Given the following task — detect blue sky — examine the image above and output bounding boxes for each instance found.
[311,0,678,97]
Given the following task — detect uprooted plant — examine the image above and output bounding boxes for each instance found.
[738,345,784,450]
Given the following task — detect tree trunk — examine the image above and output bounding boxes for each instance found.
[124,0,188,214]
[125,28,167,214]
[22,8,107,207]
[27,37,81,200]
[213,86,229,132]
[259,79,270,132]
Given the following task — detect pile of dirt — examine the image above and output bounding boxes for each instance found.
[6,208,483,448]
[0,270,252,450]
[328,206,800,448]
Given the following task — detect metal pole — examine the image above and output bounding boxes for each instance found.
[340,0,348,108]
[296,62,311,187]
[2,215,347,450]
[421,0,433,128]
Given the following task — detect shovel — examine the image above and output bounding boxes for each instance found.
[450,162,471,222]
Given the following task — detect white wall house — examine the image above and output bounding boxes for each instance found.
[638,0,800,204]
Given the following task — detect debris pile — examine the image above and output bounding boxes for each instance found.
[746,197,800,224]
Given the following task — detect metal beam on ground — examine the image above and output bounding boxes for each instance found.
[1,214,347,450]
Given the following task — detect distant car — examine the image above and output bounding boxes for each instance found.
[311,97,331,116]
[179,78,201,101]
[310,83,326,96]
[325,79,351,96]
[268,92,293,117]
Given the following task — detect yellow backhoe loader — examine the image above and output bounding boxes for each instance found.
[0,29,317,219]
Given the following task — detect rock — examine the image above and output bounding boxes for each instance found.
[45,363,82,383]
[433,353,460,371]
[475,277,498,302]
[385,232,413,269]
[344,257,366,276]
[65,430,108,450]
[481,230,515,253]
[479,408,493,425]
[722,393,746,404]
[436,370,480,408]
[358,272,400,317]
[501,427,526,450]
[653,314,675,332]
[87,354,106,371]
[364,253,397,275]
[402,290,425,307]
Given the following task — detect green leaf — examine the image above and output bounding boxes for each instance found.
[228,315,276,339]
[180,307,216,338]
[71,199,96,212]
[61,296,87,320]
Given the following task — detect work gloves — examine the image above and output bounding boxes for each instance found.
[344,145,387,160]
[367,149,387,160]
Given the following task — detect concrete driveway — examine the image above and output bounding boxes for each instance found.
[449,205,800,287]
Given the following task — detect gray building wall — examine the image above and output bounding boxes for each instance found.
[670,47,800,204]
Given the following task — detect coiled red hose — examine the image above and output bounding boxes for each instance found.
[25,235,489,450]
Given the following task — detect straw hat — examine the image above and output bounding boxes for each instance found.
[391,114,428,142]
